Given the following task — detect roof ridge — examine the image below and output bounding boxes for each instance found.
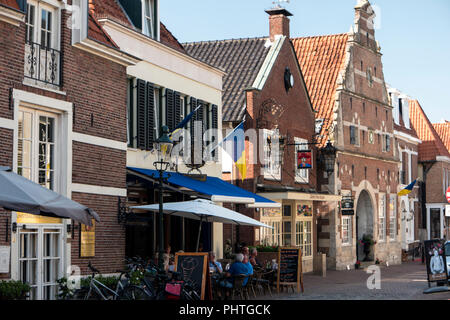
[183,36,268,46]
[291,33,349,40]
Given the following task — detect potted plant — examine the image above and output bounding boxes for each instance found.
[359,234,376,261]
[0,280,31,300]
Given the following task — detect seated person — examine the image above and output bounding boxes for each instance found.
[209,251,223,274]
[219,253,251,289]
[243,254,254,276]
[249,248,262,268]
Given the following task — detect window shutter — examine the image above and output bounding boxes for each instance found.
[174,91,182,129]
[165,88,175,132]
[211,104,218,130]
[137,79,147,150]
[146,82,155,150]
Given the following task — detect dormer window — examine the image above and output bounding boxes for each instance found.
[399,98,403,122]
[143,0,157,38]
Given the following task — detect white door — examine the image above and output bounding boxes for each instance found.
[18,225,63,300]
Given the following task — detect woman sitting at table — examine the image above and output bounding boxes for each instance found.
[249,248,262,268]
[209,251,223,274]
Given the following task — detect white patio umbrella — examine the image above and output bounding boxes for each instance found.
[132,199,272,251]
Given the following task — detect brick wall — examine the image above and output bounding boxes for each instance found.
[0,6,128,278]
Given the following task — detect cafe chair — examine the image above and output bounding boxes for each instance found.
[253,270,272,297]
[231,274,248,300]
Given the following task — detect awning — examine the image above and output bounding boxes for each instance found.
[127,167,280,208]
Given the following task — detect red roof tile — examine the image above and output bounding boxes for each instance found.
[90,0,133,28]
[88,13,118,49]
[0,0,19,10]
[433,121,450,154]
[291,34,349,147]
[160,22,185,53]
[409,100,450,161]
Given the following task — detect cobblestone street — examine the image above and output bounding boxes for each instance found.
[263,261,450,300]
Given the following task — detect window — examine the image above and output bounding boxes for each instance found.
[296,220,312,257]
[294,137,309,184]
[350,125,359,145]
[379,194,386,242]
[143,0,157,38]
[382,134,391,152]
[363,102,366,113]
[261,221,281,246]
[389,195,397,240]
[350,97,352,110]
[24,1,60,86]
[18,108,58,191]
[25,3,35,43]
[342,216,352,245]
[25,1,57,48]
[283,221,292,246]
[399,98,403,122]
[377,168,379,181]
[263,129,281,180]
[283,205,291,217]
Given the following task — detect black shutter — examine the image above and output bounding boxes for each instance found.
[137,79,147,150]
[174,91,181,129]
[211,104,218,130]
[146,82,155,150]
[165,89,174,132]
[211,104,218,160]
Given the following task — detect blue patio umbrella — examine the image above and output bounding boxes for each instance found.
[0,167,99,226]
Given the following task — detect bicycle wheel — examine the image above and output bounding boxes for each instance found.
[121,285,153,300]
[72,287,105,300]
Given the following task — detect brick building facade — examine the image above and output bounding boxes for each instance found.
[292,0,403,269]
[185,8,340,273]
[0,0,138,299]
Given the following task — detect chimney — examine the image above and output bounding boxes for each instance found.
[265,7,293,42]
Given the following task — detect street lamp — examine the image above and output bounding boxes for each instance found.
[153,125,173,271]
[321,141,337,175]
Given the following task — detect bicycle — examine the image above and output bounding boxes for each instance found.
[72,262,149,300]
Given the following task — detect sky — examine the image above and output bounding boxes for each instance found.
[159,0,450,124]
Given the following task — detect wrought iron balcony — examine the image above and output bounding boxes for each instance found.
[24,41,61,87]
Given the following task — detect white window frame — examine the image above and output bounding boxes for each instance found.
[142,0,159,40]
[294,137,309,184]
[296,219,312,258]
[25,0,60,50]
[260,220,281,246]
[379,194,386,242]
[263,129,281,180]
[342,216,352,245]
[18,107,59,192]
[389,194,397,241]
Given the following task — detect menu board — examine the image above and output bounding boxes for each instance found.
[80,220,95,258]
[175,252,208,300]
[277,247,303,293]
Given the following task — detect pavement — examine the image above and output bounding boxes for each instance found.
[259,261,450,300]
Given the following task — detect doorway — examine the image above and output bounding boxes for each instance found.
[430,208,441,239]
[18,225,64,300]
[356,190,374,261]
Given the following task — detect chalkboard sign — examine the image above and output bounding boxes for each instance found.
[174,252,208,300]
[277,247,304,293]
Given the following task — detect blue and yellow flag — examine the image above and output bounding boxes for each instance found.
[222,121,246,181]
[398,180,417,196]
[169,104,202,137]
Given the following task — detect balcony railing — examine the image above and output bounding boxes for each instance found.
[24,41,61,87]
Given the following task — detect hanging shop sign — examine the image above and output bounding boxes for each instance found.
[80,219,96,258]
[445,205,450,217]
[341,196,354,216]
[297,150,312,169]
[262,207,281,218]
[423,239,448,284]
